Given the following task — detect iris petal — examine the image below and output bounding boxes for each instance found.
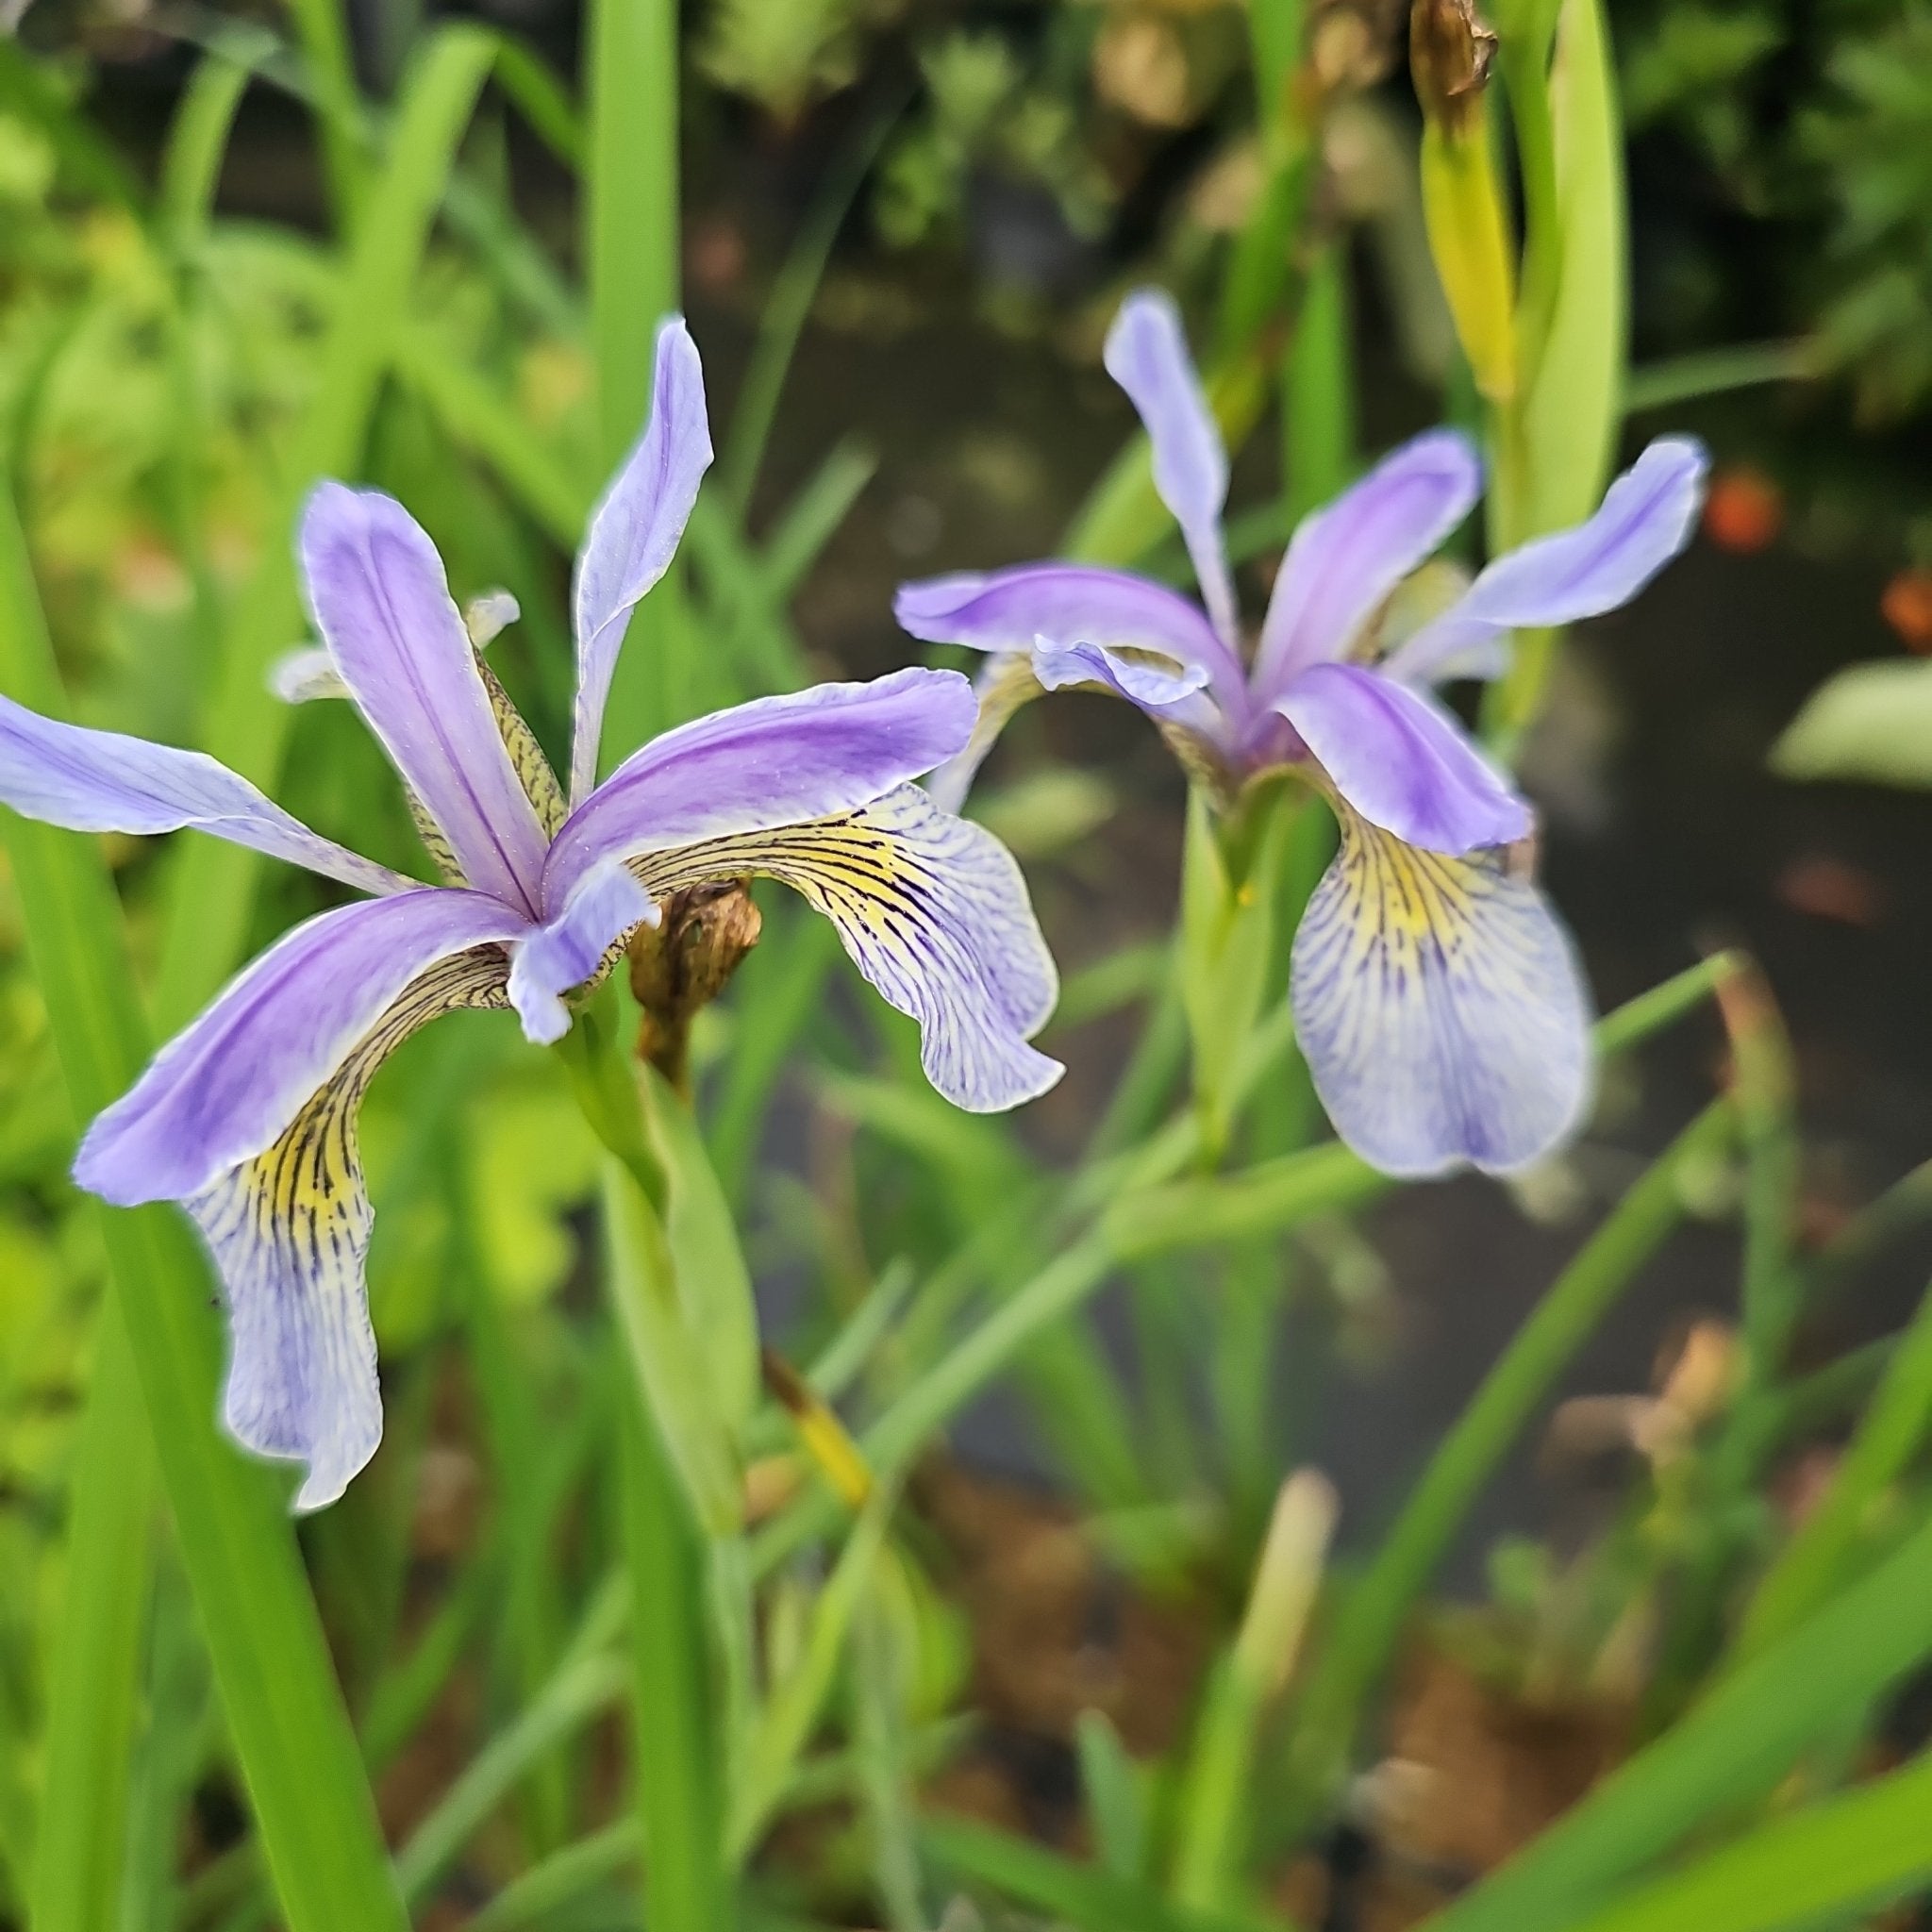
[508,859,660,1044]
[0,691,411,897]
[1103,290,1239,647]
[545,669,975,910]
[1385,437,1707,685]
[571,317,712,802]
[193,947,512,1509]
[1274,662,1530,854]
[623,784,1061,1112]
[301,484,552,915]
[1253,430,1482,701]
[75,889,529,1207]
[1290,808,1592,1176]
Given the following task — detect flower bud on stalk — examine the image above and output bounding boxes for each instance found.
[1412,0,1518,401]
[628,878,762,1091]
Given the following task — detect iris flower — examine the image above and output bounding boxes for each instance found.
[897,290,1705,1180]
[0,319,1059,1508]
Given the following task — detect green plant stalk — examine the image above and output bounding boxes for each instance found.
[27,1308,153,1932]
[752,957,1738,1585]
[1547,1748,1932,1932]
[1280,1098,1735,1830]
[1429,1509,1932,1932]
[559,992,731,1932]
[0,498,408,1928]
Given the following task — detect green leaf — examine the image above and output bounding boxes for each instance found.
[1429,1507,1932,1931]
[27,1311,152,1932]
[1548,1750,1932,1932]
[922,1818,1283,1932]
[1738,1272,1932,1656]
[1771,658,1932,790]
[642,1065,760,1433]
[1520,0,1626,533]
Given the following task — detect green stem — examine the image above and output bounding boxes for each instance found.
[1280,1099,1735,1832]
[27,1307,154,1932]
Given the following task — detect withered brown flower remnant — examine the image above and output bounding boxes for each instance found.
[629,879,764,1090]
[1409,0,1497,136]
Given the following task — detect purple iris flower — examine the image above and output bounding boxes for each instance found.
[0,318,1060,1509]
[897,289,1707,1181]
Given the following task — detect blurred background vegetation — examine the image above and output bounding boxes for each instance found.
[3,1,1932,1929]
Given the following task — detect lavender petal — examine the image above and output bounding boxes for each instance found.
[1386,437,1707,684]
[571,317,712,802]
[75,888,528,1208]
[1290,810,1592,1176]
[1104,290,1240,646]
[1252,429,1482,700]
[1274,662,1531,855]
[300,483,551,916]
[193,944,512,1510]
[544,668,975,911]
[0,691,412,897]
[624,784,1061,1112]
[508,859,660,1044]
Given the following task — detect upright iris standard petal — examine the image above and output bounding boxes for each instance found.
[544,668,976,908]
[1274,662,1531,855]
[1251,430,1482,701]
[75,889,529,1206]
[1103,290,1241,648]
[1385,437,1707,684]
[1291,810,1592,1175]
[194,945,513,1510]
[571,317,713,803]
[301,484,552,916]
[508,859,660,1044]
[620,784,1061,1111]
[0,692,414,897]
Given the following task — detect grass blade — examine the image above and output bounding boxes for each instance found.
[26,1310,153,1932]
[1550,1749,1932,1932]
[1430,1507,1932,1931]
[921,1818,1279,1932]
[1737,1272,1932,1657]
[0,493,408,1930]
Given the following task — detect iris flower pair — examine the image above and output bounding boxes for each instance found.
[0,320,1058,1507]
[898,291,1706,1180]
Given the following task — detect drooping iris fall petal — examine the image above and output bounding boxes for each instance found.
[0,692,414,898]
[1290,810,1591,1175]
